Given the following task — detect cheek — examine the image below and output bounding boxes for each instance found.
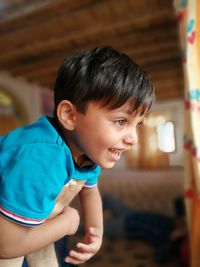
[82,129,114,152]
[76,118,119,151]
[93,128,118,148]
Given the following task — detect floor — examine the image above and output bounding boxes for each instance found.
[66,236,181,267]
[58,168,185,267]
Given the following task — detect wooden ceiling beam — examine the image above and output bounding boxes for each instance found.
[0,23,179,68]
[0,0,183,101]
[0,7,176,52]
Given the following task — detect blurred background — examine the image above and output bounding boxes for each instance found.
[0,0,187,267]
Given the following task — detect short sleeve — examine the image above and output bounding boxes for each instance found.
[84,166,101,188]
[0,143,67,226]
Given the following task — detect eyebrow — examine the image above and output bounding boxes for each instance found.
[121,108,136,115]
[111,108,131,116]
[121,108,145,121]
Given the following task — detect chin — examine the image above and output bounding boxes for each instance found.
[100,161,116,169]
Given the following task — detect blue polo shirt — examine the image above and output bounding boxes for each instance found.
[0,116,101,227]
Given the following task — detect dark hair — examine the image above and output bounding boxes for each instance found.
[53,46,154,116]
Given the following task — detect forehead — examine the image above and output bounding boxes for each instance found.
[107,101,146,117]
[112,102,135,114]
[86,101,132,113]
[86,101,145,120]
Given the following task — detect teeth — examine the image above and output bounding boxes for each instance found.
[110,149,119,155]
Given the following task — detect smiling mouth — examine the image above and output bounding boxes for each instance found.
[108,148,125,161]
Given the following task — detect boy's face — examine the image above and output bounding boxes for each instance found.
[66,101,145,169]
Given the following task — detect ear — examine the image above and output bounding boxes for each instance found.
[56,100,77,130]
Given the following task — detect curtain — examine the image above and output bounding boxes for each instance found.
[175,0,200,266]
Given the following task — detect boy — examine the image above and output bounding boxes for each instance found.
[0,46,154,266]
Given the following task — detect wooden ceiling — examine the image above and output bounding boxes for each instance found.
[0,0,184,100]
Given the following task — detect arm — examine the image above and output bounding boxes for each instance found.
[0,206,79,259]
[80,186,103,235]
[65,186,103,265]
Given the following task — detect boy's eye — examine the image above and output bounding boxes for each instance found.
[137,121,144,128]
[115,119,127,126]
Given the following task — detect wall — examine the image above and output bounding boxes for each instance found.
[0,71,49,123]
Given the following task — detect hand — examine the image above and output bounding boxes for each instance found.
[65,227,102,265]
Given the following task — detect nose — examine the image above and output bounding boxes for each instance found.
[123,129,138,146]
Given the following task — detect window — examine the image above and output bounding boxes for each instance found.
[157,121,175,153]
